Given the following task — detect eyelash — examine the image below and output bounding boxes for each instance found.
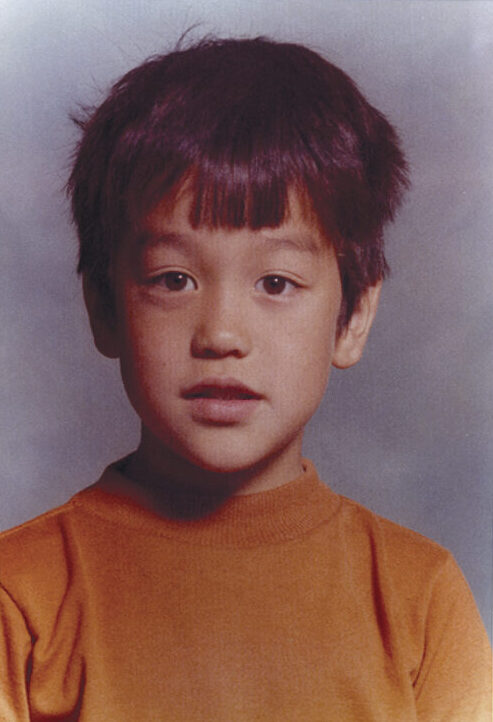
[254,275,299,296]
[150,271,299,296]
[153,271,197,292]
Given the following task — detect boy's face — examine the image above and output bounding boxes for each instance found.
[87,188,378,492]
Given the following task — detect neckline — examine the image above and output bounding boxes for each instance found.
[72,459,341,548]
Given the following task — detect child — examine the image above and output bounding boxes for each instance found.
[0,37,490,720]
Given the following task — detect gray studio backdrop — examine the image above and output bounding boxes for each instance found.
[1,0,492,636]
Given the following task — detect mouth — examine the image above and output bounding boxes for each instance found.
[182,378,262,401]
[182,378,263,424]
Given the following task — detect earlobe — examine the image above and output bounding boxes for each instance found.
[83,275,120,359]
[332,282,382,369]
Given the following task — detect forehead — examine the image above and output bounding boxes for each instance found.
[136,184,329,254]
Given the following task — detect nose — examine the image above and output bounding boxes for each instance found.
[191,292,252,359]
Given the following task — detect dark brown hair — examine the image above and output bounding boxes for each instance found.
[68,36,408,326]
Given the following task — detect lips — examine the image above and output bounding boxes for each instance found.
[182,378,262,424]
[183,379,261,400]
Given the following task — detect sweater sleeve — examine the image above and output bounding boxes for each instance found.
[413,554,492,721]
[0,585,32,722]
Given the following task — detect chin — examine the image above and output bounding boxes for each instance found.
[185,449,261,475]
[178,435,299,482]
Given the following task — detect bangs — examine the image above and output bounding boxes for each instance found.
[123,153,307,235]
[189,162,292,230]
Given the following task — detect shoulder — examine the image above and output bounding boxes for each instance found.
[0,460,125,580]
[328,490,491,694]
[333,490,451,567]
[325,490,469,630]
[0,493,93,615]
[0,498,77,555]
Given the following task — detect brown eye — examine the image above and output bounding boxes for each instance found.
[160,271,196,292]
[257,275,297,296]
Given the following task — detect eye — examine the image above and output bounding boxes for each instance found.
[154,271,197,292]
[256,275,298,296]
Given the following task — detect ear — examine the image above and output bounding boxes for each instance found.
[332,281,382,369]
[83,275,120,359]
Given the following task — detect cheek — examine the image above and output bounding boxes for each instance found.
[116,308,185,399]
[302,338,333,399]
[278,310,335,406]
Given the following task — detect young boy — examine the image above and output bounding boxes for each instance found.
[0,37,490,720]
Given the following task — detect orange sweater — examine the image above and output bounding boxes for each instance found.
[0,460,491,721]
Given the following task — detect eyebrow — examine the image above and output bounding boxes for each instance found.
[135,229,323,255]
[135,230,190,250]
[256,234,322,255]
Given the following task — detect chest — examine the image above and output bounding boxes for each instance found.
[28,537,419,720]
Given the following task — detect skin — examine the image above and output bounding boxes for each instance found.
[85,189,380,505]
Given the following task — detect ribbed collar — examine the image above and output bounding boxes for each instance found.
[71,459,341,548]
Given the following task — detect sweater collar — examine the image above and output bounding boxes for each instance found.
[73,458,341,547]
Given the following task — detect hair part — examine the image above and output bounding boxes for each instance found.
[68,36,409,328]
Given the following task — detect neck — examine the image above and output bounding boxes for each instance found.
[109,428,305,519]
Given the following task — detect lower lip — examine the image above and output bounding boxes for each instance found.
[187,397,261,424]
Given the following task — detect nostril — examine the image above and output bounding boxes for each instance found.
[199,347,226,359]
